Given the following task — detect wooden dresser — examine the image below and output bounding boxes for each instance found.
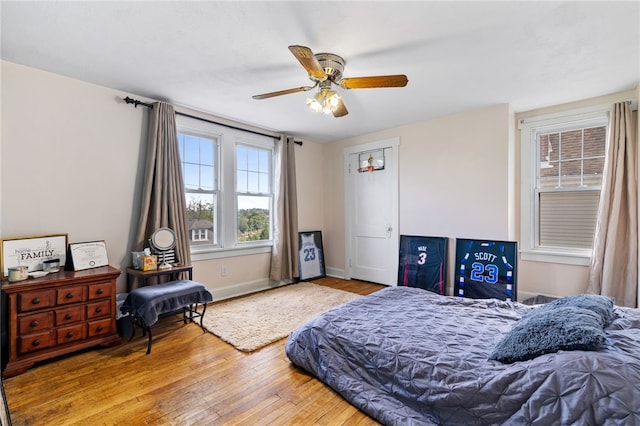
[1,266,121,377]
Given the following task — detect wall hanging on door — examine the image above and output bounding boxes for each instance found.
[454,238,518,302]
[397,235,448,295]
[357,149,385,172]
[298,231,326,281]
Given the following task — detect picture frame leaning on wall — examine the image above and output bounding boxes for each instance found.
[298,231,326,281]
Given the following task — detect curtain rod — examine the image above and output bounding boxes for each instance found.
[123,96,303,145]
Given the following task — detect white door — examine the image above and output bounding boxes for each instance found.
[344,138,399,286]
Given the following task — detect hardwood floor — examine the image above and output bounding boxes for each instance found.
[3,277,385,426]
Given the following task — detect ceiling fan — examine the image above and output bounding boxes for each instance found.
[252,45,409,118]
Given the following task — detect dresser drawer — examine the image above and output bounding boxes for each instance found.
[18,331,54,355]
[18,290,54,312]
[55,306,85,325]
[56,286,84,305]
[88,318,112,337]
[18,312,53,334]
[57,324,86,344]
[88,282,113,300]
[87,299,111,319]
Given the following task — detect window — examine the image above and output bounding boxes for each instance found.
[191,229,208,242]
[176,115,275,257]
[520,106,609,265]
[178,131,218,248]
[236,144,272,242]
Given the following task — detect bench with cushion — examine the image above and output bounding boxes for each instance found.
[120,280,213,354]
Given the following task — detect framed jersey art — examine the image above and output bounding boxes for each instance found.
[454,238,517,301]
[298,231,326,281]
[397,235,448,295]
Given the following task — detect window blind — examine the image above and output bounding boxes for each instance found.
[538,191,600,249]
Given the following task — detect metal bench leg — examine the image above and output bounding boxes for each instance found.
[200,303,207,332]
[145,325,152,355]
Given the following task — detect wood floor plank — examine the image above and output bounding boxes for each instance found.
[3,278,384,425]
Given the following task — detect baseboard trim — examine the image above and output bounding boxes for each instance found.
[211,278,290,301]
[325,267,345,279]
[208,275,555,305]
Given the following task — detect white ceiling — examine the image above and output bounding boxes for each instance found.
[1,1,638,143]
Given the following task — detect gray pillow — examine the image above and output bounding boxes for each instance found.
[534,294,615,326]
[489,306,606,363]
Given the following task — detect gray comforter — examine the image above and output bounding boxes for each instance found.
[285,286,640,425]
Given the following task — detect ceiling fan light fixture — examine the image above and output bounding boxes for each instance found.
[307,88,341,114]
[253,45,407,119]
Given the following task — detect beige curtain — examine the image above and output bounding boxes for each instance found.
[134,102,191,269]
[587,101,638,307]
[270,136,299,282]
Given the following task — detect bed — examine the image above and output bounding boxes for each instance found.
[285,286,640,425]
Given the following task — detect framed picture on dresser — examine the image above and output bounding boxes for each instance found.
[0,233,68,278]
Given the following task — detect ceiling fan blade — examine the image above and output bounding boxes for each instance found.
[252,86,314,100]
[339,74,409,89]
[332,97,348,118]
[288,45,327,81]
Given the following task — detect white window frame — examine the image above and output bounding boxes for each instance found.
[234,139,274,245]
[519,104,610,266]
[178,128,220,248]
[176,114,275,261]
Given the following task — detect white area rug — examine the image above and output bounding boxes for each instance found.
[201,282,362,352]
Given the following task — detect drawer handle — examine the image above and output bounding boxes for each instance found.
[97,288,104,295]
[65,314,73,320]
[30,320,39,328]
[65,293,74,299]
[32,340,40,347]
[95,307,102,314]
[96,326,103,332]
[32,298,40,305]
[66,332,74,339]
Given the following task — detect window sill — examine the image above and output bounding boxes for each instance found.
[520,248,592,266]
[191,244,272,261]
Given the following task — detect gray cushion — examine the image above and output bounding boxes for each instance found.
[534,293,615,326]
[121,280,213,326]
[489,306,606,363]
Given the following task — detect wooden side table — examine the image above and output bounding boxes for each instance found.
[126,265,193,292]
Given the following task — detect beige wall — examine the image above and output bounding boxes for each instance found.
[320,91,639,301]
[1,61,145,293]
[0,61,324,297]
[2,60,637,302]
[321,104,516,296]
[295,139,324,232]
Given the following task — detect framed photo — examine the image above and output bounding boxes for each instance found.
[298,231,325,281]
[398,235,448,295]
[454,238,518,302]
[67,240,109,271]
[1,233,68,278]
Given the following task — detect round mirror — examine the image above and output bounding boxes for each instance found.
[150,227,177,251]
